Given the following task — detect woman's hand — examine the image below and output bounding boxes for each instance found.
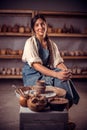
[32,62,72,81]
[56,69,72,81]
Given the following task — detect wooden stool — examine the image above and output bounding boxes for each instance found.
[20,106,68,130]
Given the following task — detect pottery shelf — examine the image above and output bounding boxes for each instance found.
[48,33,87,38]
[0,74,87,79]
[0,9,34,17]
[0,32,87,38]
[0,55,21,59]
[0,55,87,60]
[36,11,87,17]
[0,10,87,79]
[0,32,32,37]
[0,75,22,79]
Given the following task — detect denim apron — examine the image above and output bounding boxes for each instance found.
[22,38,80,105]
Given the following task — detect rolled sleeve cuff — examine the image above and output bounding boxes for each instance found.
[54,57,64,68]
[27,57,43,67]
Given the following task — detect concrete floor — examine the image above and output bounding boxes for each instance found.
[0,79,87,130]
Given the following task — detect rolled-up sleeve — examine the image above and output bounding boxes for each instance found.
[50,40,64,68]
[22,37,42,67]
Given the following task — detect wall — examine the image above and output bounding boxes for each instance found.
[0,0,87,12]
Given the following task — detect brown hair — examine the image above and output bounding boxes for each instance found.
[31,14,46,32]
[44,35,54,67]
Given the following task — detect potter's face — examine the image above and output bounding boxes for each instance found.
[33,18,46,37]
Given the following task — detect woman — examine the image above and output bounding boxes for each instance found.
[22,14,80,107]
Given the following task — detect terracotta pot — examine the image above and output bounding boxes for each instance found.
[35,80,46,94]
[7,25,12,32]
[1,24,7,32]
[18,50,23,56]
[12,24,19,32]
[19,26,25,33]
[25,24,31,33]
[0,49,6,55]
[19,95,29,107]
[49,97,68,111]
[27,95,47,112]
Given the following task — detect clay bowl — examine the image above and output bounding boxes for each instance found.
[15,87,30,107]
[49,97,68,111]
[19,95,29,107]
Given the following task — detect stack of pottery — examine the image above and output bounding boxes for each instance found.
[34,80,46,94]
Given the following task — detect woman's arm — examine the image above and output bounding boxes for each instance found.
[56,62,68,71]
[32,62,57,77]
[32,62,71,80]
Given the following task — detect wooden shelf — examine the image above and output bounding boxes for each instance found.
[0,55,87,60]
[0,74,87,79]
[0,9,34,17]
[48,33,87,38]
[0,55,21,59]
[0,32,32,37]
[72,75,87,79]
[37,11,87,18]
[62,56,87,60]
[0,75,22,79]
[0,32,87,38]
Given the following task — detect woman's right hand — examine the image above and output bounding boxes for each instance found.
[56,69,72,81]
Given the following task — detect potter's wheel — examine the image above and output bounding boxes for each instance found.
[15,86,66,98]
[29,89,56,98]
